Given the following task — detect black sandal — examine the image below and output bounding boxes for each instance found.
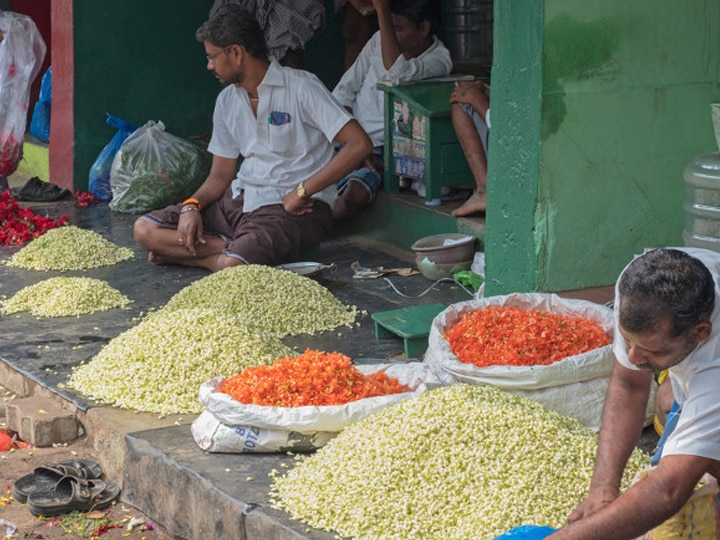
[12,459,103,503]
[12,176,71,202]
[26,476,120,516]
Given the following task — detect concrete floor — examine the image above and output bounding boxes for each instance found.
[0,194,476,539]
[0,190,654,540]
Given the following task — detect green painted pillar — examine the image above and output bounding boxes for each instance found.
[483,0,544,295]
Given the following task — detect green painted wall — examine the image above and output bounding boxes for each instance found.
[73,1,218,188]
[486,0,720,295]
[71,0,345,190]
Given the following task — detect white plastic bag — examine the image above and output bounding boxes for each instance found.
[424,293,615,431]
[0,11,46,176]
[108,120,210,214]
[192,362,443,453]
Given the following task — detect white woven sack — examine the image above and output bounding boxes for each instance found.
[191,410,338,453]
[424,292,615,431]
[199,362,442,434]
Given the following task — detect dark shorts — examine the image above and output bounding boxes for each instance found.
[141,187,333,266]
[336,146,384,199]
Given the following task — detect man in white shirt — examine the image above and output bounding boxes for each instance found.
[548,247,720,539]
[330,0,452,220]
[134,5,372,271]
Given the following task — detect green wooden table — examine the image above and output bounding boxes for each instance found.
[379,80,474,206]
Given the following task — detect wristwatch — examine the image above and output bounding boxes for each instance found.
[296,181,308,199]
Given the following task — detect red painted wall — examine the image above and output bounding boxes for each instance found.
[48,0,72,189]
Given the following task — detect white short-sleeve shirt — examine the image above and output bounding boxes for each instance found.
[614,247,720,461]
[331,32,452,147]
[208,60,353,212]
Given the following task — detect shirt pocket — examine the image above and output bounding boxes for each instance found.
[267,122,294,154]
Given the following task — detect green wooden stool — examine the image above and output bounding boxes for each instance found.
[371,303,446,358]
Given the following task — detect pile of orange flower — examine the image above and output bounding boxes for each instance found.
[446,305,611,368]
[219,349,410,407]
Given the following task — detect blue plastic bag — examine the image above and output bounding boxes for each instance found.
[29,66,51,143]
[88,113,139,202]
[494,526,557,539]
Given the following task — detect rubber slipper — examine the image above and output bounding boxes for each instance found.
[14,176,71,202]
[12,459,103,503]
[52,458,103,480]
[26,476,111,517]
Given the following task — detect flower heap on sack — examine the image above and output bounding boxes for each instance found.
[220,349,410,407]
[0,190,68,246]
[446,306,611,368]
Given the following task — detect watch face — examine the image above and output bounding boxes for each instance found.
[297,183,306,198]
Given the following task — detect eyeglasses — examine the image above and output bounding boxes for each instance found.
[206,46,233,63]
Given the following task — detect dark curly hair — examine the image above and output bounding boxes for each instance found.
[196,4,268,60]
[618,248,715,337]
[391,0,442,36]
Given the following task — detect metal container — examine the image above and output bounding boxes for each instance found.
[411,233,476,280]
[441,0,493,70]
[683,152,720,251]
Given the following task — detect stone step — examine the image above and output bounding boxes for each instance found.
[122,425,336,540]
[5,395,81,447]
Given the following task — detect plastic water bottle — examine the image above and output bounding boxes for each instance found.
[683,152,720,252]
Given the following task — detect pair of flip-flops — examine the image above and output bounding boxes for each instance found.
[12,459,120,516]
[11,176,71,202]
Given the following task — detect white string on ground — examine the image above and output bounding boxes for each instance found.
[382,277,475,299]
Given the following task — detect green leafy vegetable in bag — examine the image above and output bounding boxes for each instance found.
[108,120,211,214]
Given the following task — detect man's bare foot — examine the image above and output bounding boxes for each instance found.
[452,190,487,217]
[148,251,171,265]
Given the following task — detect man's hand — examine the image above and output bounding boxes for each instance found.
[566,488,618,523]
[282,189,315,215]
[176,209,206,256]
[450,81,490,110]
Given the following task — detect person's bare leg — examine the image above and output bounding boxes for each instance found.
[332,178,371,220]
[133,219,240,272]
[451,104,488,217]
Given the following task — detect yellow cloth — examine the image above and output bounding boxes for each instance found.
[653,370,670,435]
